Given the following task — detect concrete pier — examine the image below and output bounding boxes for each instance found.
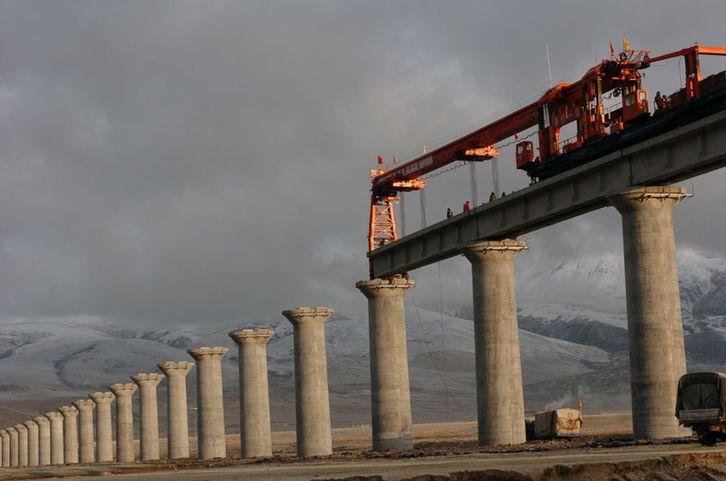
[229,328,275,458]
[8,427,18,467]
[463,239,527,446]
[609,185,690,439]
[14,424,28,466]
[59,405,79,464]
[356,277,415,451]
[73,399,96,463]
[282,307,334,458]
[0,430,8,467]
[132,373,165,461]
[34,416,51,466]
[23,420,39,466]
[46,412,64,465]
[157,361,194,459]
[89,391,115,462]
[0,429,9,466]
[109,383,138,462]
[188,347,229,459]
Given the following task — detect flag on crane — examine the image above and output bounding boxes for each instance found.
[610,42,615,59]
[622,38,632,51]
[377,155,383,165]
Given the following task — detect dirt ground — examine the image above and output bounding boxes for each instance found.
[2,413,723,481]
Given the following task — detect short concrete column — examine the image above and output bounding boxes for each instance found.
[89,391,115,462]
[187,347,229,460]
[73,399,96,463]
[282,307,334,458]
[609,185,690,439]
[157,361,194,459]
[34,416,51,466]
[463,239,527,446]
[109,383,138,462]
[0,429,9,467]
[14,424,28,466]
[131,373,165,461]
[356,277,415,451]
[23,420,39,466]
[7,427,18,467]
[59,405,79,464]
[46,412,64,465]
[0,429,9,466]
[228,328,275,458]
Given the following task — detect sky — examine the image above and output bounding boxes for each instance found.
[1,0,725,327]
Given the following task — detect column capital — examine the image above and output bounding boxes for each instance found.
[13,423,27,433]
[6,427,16,434]
[72,399,96,412]
[0,430,7,437]
[22,420,37,430]
[89,391,115,404]
[608,185,691,213]
[109,383,138,396]
[229,328,275,345]
[45,412,63,422]
[462,238,527,262]
[187,346,229,361]
[158,360,194,375]
[131,372,165,387]
[282,306,333,326]
[356,275,414,298]
[58,405,78,417]
[33,416,49,427]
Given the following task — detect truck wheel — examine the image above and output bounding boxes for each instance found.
[699,431,718,446]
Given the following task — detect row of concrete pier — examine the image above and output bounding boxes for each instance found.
[0,185,693,468]
[0,307,339,467]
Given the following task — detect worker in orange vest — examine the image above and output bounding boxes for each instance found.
[463,201,470,212]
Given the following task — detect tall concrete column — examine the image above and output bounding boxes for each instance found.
[59,405,79,464]
[89,391,115,462]
[8,427,18,467]
[356,277,415,451]
[609,185,690,439]
[282,307,334,458]
[14,424,28,466]
[229,328,275,458]
[131,373,165,461]
[463,239,527,446]
[109,383,138,462]
[157,361,194,459]
[46,412,64,465]
[187,347,229,460]
[23,420,39,466]
[0,430,9,467]
[73,399,96,463]
[34,416,51,466]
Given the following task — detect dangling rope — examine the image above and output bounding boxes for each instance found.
[438,262,451,422]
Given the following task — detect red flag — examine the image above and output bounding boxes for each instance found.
[377,155,383,165]
[610,42,615,59]
[514,133,519,140]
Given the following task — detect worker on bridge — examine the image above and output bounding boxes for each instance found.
[446,208,453,218]
[655,91,665,110]
[463,201,470,212]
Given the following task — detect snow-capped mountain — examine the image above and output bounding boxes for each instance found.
[0,249,723,428]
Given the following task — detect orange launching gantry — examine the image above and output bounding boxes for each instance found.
[368,44,726,256]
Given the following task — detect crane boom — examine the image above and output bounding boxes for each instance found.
[367,44,726,260]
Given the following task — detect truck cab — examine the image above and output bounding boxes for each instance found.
[676,372,726,444]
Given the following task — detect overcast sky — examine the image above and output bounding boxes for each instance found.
[1,0,725,327]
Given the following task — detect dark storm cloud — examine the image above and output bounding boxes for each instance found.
[1,0,725,325]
